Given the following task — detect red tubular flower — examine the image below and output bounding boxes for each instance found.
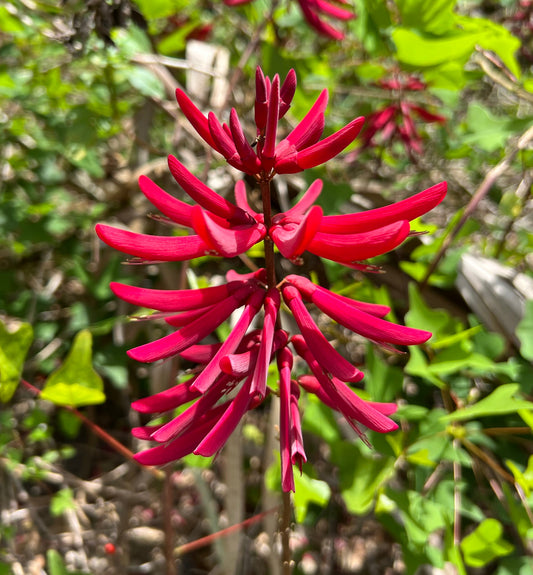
[224,0,355,40]
[285,275,431,348]
[175,67,364,178]
[357,77,446,157]
[292,335,398,440]
[282,284,364,382]
[97,63,447,493]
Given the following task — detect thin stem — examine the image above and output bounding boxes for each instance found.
[260,177,277,289]
[280,491,292,575]
[164,468,177,575]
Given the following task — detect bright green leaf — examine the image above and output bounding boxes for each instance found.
[41,331,106,407]
[331,441,395,515]
[461,518,514,567]
[50,488,76,517]
[46,550,69,575]
[128,66,165,99]
[405,283,452,341]
[464,103,513,152]
[443,384,533,422]
[0,319,33,403]
[293,470,331,523]
[396,0,457,35]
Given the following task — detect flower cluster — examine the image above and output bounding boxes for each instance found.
[356,77,446,157]
[224,0,355,40]
[97,66,446,492]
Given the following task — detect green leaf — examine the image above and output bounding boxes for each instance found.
[506,455,533,498]
[461,518,514,567]
[293,470,331,523]
[392,17,520,79]
[405,283,453,342]
[464,103,513,153]
[392,27,479,68]
[364,345,404,402]
[331,441,395,515]
[128,66,165,99]
[50,488,76,517]
[405,345,445,388]
[396,0,457,35]
[516,300,533,361]
[41,331,105,407]
[0,319,33,403]
[131,0,186,20]
[46,550,69,575]
[443,384,533,422]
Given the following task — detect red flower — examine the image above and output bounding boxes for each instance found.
[95,157,265,263]
[357,77,446,157]
[175,67,364,177]
[224,0,355,40]
[96,65,447,491]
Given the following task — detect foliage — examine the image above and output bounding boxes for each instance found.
[1,0,533,573]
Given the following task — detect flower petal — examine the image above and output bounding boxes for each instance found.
[262,74,280,167]
[191,289,265,393]
[307,220,411,262]
[131,377,201,413]
[319,182,447,234]
[168,155,250,224]
[150,376,234,443]
[283,179,323,218]
[175,88,218,151]
[250,288,280,400]
[109,281,235,312]
[279,69,297,118]
[283,285,363,382]
[194,376,254,456]
[295,116,365,170]
[192,206,266,257]
[127,284,255,362]
[285,275,390,318]
[270,205,323,259]
[278,346,295,492]
[290,275,431,345]
[138,175,193,228]
[95,224,210,261]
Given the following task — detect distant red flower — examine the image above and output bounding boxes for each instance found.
[357,77,446,157]
[224,0,355,40]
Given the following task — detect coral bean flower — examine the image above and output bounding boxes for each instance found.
[125,280,287,465]
[175,66,364,177]
[95,157,265,263]
[269,180,447,264]
[224,0,355,40]
[357,77,446,157]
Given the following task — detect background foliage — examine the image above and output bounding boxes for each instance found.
[1,0,533,574]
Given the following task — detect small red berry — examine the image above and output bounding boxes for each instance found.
[104,542,116,555]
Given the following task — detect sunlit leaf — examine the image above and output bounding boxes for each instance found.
[0,319,33,403]
[41,331,105,407]
[461,518,514,567]
[443,384,533,422]
[293,470,331,523]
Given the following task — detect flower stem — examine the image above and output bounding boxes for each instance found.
[260,177,277,289]
[280,491,292,574]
